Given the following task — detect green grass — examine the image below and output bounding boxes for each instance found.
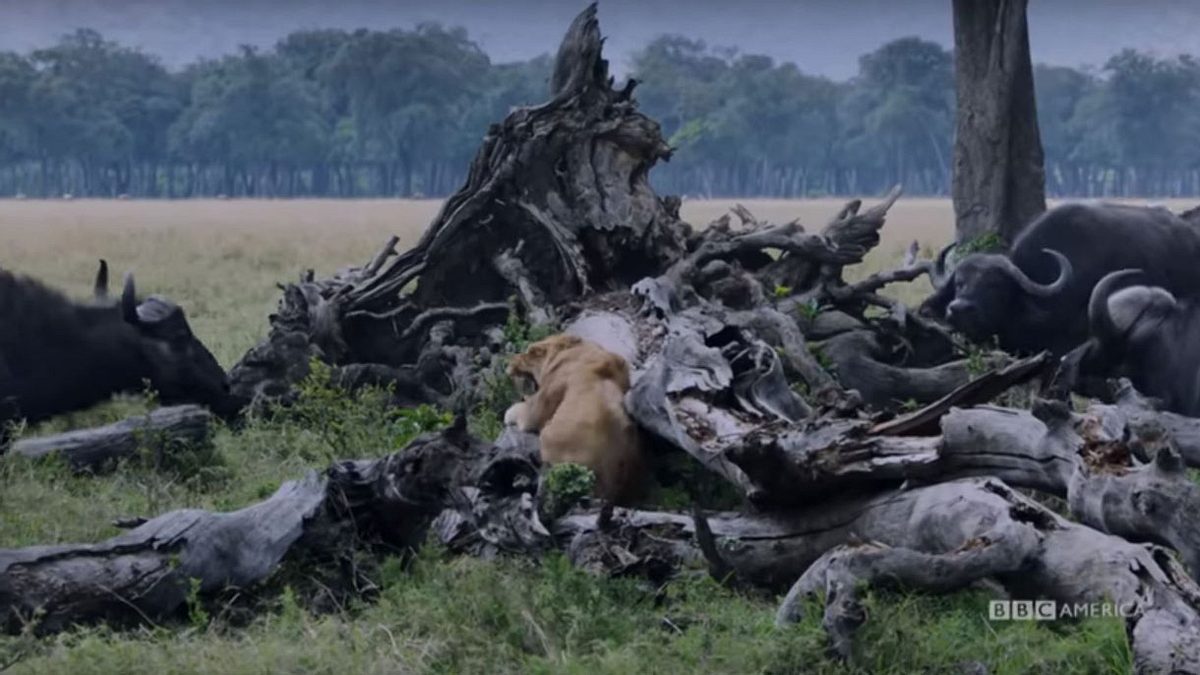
[0,552,1131,674]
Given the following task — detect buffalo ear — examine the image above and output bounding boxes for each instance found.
[94,259,109,300]
[121,273,140,326]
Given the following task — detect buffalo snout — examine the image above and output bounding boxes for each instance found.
[945,299,975,322]
[944,298,995,340]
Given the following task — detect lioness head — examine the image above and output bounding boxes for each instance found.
[507,334,583,386]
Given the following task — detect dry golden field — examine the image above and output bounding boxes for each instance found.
[1,196,1191,366]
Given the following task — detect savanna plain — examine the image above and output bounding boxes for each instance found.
[2,197,1176,674]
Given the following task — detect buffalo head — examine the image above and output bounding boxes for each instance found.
[102,269,234,416]
[921,246,1072,343]
[1088,269,1178,352]
[1084,269,1200,415]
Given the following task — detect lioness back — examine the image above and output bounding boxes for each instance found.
[507,333,646,505]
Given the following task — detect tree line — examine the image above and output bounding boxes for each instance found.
[0,26,1197,199]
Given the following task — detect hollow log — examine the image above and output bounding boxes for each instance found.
[9,405,212,473]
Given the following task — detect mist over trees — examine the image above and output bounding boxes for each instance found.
[0,26,1196,199]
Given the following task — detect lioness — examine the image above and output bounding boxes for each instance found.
[504,334,646,505]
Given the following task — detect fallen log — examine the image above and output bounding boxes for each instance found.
[555,478,1200,673]
[772,478,1200,674]
[0,418,544,634]
[9,405,212,473]
[722,392,1200,580]
[869,351,1051,436]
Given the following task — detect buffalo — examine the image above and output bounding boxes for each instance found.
[0,262,235,432]
[920,202,1200,357]
[1071,269,1200,416]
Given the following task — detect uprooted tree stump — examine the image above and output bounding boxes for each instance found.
[228,3,690,412]
[10,5,1200,673]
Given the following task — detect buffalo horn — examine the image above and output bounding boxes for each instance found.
[1000,248,1071,297]
[121,272,140,325]
[1088,268,1150,345]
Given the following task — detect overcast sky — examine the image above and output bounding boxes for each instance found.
[2,0,1200,78]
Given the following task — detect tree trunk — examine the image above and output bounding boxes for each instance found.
[951,0,1047,245]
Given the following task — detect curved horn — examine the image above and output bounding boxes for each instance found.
[999,248,1071,297]
[1088,268,1149,345]
[94,259,109,299]
[121,272,140,325]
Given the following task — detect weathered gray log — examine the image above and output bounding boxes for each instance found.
[774,478,1200,674]
[10,405,212,472]
[1,472,329,635]
[10,401,1200,674]
[817,329,1005,409]
[0,418,543,634]
[870,351,1050,436]
[1094,379,1200,468]
[721,391,1200,580]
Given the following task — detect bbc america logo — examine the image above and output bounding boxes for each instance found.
[989,600,1136,621]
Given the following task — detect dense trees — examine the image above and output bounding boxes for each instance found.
[0,27,1197,198]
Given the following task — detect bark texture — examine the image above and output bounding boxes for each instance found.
[951,0,1047,244]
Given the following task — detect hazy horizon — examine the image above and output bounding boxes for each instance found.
[2,0,1200,77]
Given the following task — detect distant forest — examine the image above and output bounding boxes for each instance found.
[0,26,1196,199]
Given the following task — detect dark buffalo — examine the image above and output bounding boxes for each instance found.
[920,202,1200,356]
[0,263,235,430]
[1080,269,1200,416]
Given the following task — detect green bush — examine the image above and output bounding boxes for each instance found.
[957,231,1006,256]
[276,358,452,460]
[540,463,596,520]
